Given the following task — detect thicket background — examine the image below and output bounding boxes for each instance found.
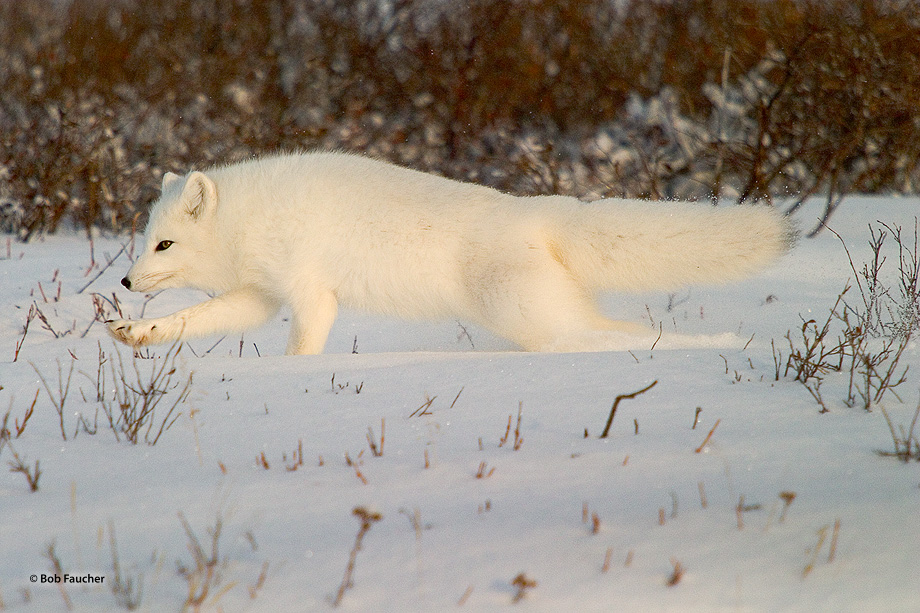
[2,0,919,239]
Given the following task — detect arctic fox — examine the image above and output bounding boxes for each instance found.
[108,151,791,354]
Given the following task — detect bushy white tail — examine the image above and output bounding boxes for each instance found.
[545,200,793,292]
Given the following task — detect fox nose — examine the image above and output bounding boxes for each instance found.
[120,277,131,290]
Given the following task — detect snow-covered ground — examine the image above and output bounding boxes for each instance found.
[1,197,918,611]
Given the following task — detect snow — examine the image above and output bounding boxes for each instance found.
[1,197,919,611]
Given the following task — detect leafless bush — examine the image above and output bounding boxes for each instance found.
[44,540,73,610]
[785,220,919,411]
[13,303,36,361]
[878,397,920,462]
[109,522,144,610]
[332,506,382,608]
[83,342,191,445]
[1,389,38,440]
[1,393,43,492]
[31,358,75,440]
[2,0,919,238]
[177,512,226,612]
[784,290,848,411]
[5,442,42,492]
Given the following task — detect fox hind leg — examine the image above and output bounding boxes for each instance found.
[471,259,644,351]
[500,295,652,353]
[471,256,718,352]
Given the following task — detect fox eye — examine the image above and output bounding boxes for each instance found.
[155,240,174,252]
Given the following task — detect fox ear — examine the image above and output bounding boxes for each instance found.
[161,172,183,192]
[182,171,218,220]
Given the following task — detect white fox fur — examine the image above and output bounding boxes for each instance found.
[108,151,792,354]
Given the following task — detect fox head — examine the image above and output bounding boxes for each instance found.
[121,171,223,293]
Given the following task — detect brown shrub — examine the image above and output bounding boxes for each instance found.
[1,0,918,238]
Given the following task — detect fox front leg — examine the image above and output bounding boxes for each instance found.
[107,288,281,349]
[285,288,338,355]
[107,317,170,347]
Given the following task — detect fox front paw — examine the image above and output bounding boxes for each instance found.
[106,319,160,347]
